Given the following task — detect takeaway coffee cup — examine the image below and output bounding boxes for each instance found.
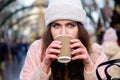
[55,35,73,63]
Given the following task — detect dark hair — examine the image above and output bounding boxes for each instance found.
[41,22,91,80]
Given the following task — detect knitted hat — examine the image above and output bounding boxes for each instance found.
[45,0,86,26]
[103,27,118,42]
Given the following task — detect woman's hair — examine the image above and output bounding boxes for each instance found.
[41,22,91,80]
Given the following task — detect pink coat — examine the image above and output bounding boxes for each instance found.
[20,39,107,80]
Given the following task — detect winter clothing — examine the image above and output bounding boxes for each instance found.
[20,39,107,80]
[45,0,86,26]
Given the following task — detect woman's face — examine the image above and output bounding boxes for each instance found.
[50,19,78,39]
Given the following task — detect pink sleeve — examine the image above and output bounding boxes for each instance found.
[84,43,108,80]
[19,40,51,80]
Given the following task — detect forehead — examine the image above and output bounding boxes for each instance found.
[52,19,76,24]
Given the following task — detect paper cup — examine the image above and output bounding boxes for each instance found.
[55,35,73,63]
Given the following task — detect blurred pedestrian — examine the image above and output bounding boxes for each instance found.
[0,37,8,80]
[10,38,18,63]
[101,27,120,78]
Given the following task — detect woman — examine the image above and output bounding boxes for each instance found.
[20,0,107,80]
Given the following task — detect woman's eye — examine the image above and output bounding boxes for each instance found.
[67,23,76,28]
[51,23,60,28]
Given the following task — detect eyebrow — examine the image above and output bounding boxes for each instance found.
[66,21,77,24]
[50,22,61,26]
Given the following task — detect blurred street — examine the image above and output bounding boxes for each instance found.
[2,55,25,80]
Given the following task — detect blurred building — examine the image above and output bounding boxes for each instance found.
[0,0,119,44]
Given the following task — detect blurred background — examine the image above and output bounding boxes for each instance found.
[0,0,120,80]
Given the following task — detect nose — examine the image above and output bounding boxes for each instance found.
[61,27,67,35]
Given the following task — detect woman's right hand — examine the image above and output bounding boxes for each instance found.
[41,40,61,72]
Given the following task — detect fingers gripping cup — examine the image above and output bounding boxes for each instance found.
[55,35,73,63]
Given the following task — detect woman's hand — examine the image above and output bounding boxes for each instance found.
[70,39,94,72]
[41,40,61,72]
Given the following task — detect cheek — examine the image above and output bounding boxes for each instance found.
[72,31,78,38]
[51,29,60,39]
[69,29,78,38]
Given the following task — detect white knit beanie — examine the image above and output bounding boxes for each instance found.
[103,27,118,42]
[45,0,86,27]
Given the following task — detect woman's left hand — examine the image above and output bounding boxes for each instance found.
[70,39,94,71]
